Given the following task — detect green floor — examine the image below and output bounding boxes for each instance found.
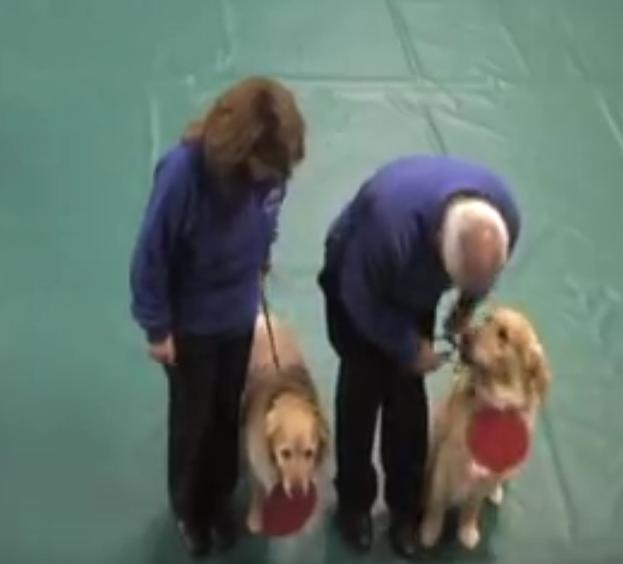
[2,0,623,563]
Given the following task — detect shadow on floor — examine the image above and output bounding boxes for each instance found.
[127,501,500,564]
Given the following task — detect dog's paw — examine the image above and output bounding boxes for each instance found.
[246,509,262,534]
[458,523,481,550]
[420,517,443,548]
[488,483,504,506]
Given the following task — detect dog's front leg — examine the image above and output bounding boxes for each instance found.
[419,469,447,549]
[457,494,484,550]
[420,504,445,548]
[247,481,266,534]
[487,481,504,506]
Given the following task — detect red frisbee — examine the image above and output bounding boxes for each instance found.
[262,483,317,537]
[467,407,530,474]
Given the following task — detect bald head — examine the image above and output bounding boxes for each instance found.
[440,198,509,295]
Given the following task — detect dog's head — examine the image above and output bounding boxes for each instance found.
[265,393,329,496]
[460,307,551,409]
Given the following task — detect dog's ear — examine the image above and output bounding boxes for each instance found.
[525,342,551,400]
[314,409,331,467]
[265,408,280,448]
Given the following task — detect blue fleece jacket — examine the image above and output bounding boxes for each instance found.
[130,141,284,341]
[322,155,521,365]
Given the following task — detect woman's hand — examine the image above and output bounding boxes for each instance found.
[149,335,176,366]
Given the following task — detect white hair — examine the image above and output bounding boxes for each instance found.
[441,197,509,285]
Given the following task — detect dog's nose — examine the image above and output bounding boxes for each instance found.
[291,476,310,494]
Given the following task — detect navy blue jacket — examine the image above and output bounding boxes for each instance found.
[130,142,284,341]
[321,155,521,365]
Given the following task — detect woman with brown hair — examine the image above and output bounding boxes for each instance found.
[130,77,305,557]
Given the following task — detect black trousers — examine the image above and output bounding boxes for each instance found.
[164,330,253,532]
[319,268,431,521]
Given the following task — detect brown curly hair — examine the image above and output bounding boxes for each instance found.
[183,76,305,191]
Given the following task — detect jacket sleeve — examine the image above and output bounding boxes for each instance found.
[130,155,192,342]
[340,203,423,366]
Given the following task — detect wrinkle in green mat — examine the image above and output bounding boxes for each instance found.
[1,0,623,563]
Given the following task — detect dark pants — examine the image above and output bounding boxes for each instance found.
[164,330,253,532]
[319,269,431,522]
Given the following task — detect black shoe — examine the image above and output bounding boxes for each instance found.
[388,517,419,559]
[212,505,238,551]
[176,520,212,559]
[336,509,373,552]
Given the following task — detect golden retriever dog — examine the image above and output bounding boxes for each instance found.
[420,307,551,550]
[242,313,329,534]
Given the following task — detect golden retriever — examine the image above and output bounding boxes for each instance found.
[242,313,329,534]
[420,307,551,550]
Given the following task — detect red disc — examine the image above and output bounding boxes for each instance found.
[467,407,530,474]
[262,483,317,537]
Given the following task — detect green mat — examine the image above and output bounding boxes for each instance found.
[1,1,622,563]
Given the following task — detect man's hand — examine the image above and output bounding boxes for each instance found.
[149,335,176,366]
[444,307,470,340]
[414,339,443,374]
[444,296,477,341]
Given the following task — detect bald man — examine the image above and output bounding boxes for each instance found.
[318,155,520,557]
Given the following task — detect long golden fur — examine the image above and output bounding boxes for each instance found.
[184,76,305,190]
[420,307,551,550]
[242,314,329,534]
